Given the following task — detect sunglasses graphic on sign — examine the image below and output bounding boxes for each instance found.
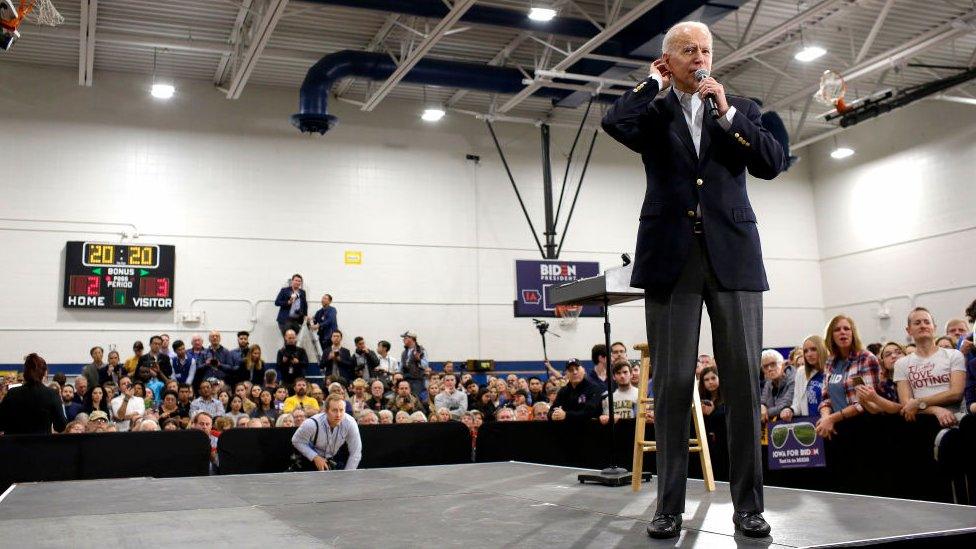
[770,421,817,449]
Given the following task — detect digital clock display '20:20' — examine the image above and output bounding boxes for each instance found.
[84,243,158,268]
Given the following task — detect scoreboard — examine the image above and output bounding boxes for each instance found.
[63,242,175,310]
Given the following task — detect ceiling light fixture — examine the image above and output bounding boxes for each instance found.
[150,48,175,100]
[150,83,175,99]
[528,7,557,22]
[422,107,446,122]
[795,45,827,62]
[830,146,854,159]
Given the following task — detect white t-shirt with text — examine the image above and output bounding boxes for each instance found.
[892,347,966,414]
[603,386,639,418]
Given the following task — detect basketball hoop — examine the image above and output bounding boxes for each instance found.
[1,0,64,33]
[815,70,849,114]
[555,303,583,328]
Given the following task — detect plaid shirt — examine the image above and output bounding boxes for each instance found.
[819,350,882,412]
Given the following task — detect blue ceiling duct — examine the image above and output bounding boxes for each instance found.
[291,50,620,134]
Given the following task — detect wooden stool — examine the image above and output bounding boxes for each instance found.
[631,343,715,492]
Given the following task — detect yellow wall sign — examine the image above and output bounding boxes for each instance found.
[344,250,362,265]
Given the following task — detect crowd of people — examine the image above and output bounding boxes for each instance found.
[701,305,975,441]
[0,286,973,472]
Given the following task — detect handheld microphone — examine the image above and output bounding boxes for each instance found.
[694,69,720,119]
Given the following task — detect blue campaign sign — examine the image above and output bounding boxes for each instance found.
[767,420,826,470]
[513,259,602,317]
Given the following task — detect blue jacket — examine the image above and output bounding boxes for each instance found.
[313,306,338,343]
[602,78,787,292]
[275,287,308,324]
[172,355,197,385]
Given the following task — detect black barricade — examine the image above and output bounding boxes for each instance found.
[217,422,472,474]
[0,430,211,491]
[477,414,960,503]
[960,414,976,505]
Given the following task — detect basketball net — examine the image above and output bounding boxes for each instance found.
[1,0,64,33]
[814,70,849,114]
[554,304,583,328]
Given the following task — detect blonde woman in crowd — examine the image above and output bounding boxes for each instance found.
[816,315,884,440]
[780,335,827,421]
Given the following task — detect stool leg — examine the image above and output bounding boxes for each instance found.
[692,377,716,491]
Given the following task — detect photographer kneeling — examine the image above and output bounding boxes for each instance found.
[291,394,362,471]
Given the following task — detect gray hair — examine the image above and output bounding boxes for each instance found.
[136,419,160,431]
[662,21,711,54]
[378,409,394,420]
[761,349,785,365]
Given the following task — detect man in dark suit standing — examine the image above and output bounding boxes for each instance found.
[274,274,308,336]
[602,21,786,540]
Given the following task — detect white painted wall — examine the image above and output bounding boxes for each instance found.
[0,63,821,365]
[810,99,976,345]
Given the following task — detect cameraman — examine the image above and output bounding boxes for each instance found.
[137,335,173,382]
[202,330,233,383]
[291,394,362,471]
[321,330,354,382]
[277,329,310,387]
[353,336,380,380]
[400,331,429,397]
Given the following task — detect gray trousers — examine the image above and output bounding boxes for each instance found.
[645,233,764,514]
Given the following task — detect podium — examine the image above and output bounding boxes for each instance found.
[550,263,651,487]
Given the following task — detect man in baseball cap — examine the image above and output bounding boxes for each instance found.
[400,330,428,396]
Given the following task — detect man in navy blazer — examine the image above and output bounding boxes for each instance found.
[602,21,786,540]
[275,274,308,336]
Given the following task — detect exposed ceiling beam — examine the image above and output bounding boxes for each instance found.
[498,0,664,113]
[214,0,253,86]
[35,25,320,62]
[335,13,399,98]
[771,9,976,109]
[855,0,894,64]
[445,31,530,108]
[714,0,848,72]
[360,0,476,112]
[78,0,97,87]
[737,0,763,48]
[225,0,290,99]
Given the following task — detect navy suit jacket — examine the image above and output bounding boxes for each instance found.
[601,78,787,293]
[274,287,308,324]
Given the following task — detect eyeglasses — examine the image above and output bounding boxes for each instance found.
[770,422,817,449]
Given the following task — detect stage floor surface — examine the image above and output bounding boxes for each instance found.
[1,461,975,548]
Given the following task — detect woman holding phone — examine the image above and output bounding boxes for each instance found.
[815,315,883,439]
[854,341,904,415]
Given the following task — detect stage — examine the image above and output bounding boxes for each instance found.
[0,462,974,547]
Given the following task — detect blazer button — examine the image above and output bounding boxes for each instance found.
[686,210,696,218]
[734,132,740,138]
[696,178,703,186]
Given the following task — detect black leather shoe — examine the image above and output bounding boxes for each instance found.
[647,514,682,539]
[733,511,771,538]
